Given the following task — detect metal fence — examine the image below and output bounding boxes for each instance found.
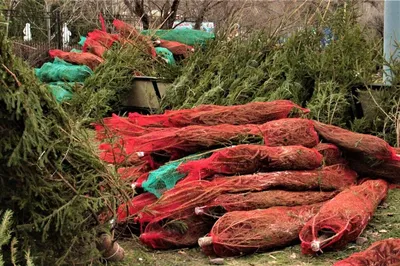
[2,9,139,66]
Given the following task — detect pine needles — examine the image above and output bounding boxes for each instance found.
[161,2,383,135]
[0,10,130,265]
[68,42,181,123]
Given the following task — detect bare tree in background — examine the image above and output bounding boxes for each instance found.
[4,0,22,37]
[122,0,181,29]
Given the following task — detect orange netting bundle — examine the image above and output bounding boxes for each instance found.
[211,164,357,192]
[82,38,108,57]
[100,118,319,162]
[112,19,157,58]
[177,145,323,183]
[137,165,356,224]
[116,192,158,223]
[198,204,322,257]
[299,179,389,254]
[48,49,104,70]
[127,100,309,127]
[158,39,194,58]
[315,143,345,166]
[195,190,338,216]
[347,153,400,184]
[333,238,400,266]
[93,114,166,141]
[313,121,398,161]
[140,215,215,249]
[86,29,120,48]
[117,163,151,184]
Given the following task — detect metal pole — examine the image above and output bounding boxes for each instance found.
[383,0,400,85]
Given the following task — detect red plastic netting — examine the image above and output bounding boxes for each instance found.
[196,190,338,216]
[140,215,214,249]
[116,192,157,223]
[86,29,120,48]
[299,179,389,254]
[158,40,194,58]
[211,164,357,192]
[93,114,166,140]
[117,163,151,184]
[112,19,156,58]
[177,145,323,183]
[313,121,397,161]
[333,238,400,266]
[128,100,309,127]
[82,38,108,57]
[99,142,147,165]
[48,49,104,70]
[347,153,400,184]
[137,165,356,224]
[199,204,322,257]
[315,143,345,166]
[103,118,318,161]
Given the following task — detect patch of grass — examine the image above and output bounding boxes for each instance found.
[112,188,400,266]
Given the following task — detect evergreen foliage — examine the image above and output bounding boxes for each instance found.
[0,10,129,265]
[161,3,400,144]
[69,42,180,122]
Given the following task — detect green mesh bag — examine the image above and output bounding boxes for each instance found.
[142,152,211,198]
[78,36,87,46]
[47,83,73,103]
[141,29,215,46]
[46,82,83,103]
[35,58,93,82]
[155,47,176,65]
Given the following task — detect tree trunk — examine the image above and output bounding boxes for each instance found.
[162,0,180,29]
[123,0,151,29]
[194,7,206,30]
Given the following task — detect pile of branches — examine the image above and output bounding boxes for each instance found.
[160,4,400,145]
[0,12,129,265]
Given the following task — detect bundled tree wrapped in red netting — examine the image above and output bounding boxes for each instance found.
[93,114,165,140]
[212,164,357,192]
[82,38,108,57]
[49,49,104,70]
[178,144,323,183]
[137,165,356,224]
[86,29,120,48]
[117,162,151,184]
[158,39,194,58]
[198,204,322,257]
[113,19,156,58]
[105,118,319,162]
[140,215,215,249]
[347,153,400,184]
[259,118,318,147]
[299,179,389,254]
[116,192,158,223]
[195,190,337,216]
[313,121,398,161]
[136,181,224,223]
[128,100,309,127]
[333,238,400,266]
[315,143,345,166]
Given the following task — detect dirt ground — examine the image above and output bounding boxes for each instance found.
[111,188,400,266]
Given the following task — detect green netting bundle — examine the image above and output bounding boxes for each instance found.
[78,36,87,46]
[142,152,211,198]
[141,29,214,46]
[46,82,83,103]
[35,57,93,82]
[155,47,176,65]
